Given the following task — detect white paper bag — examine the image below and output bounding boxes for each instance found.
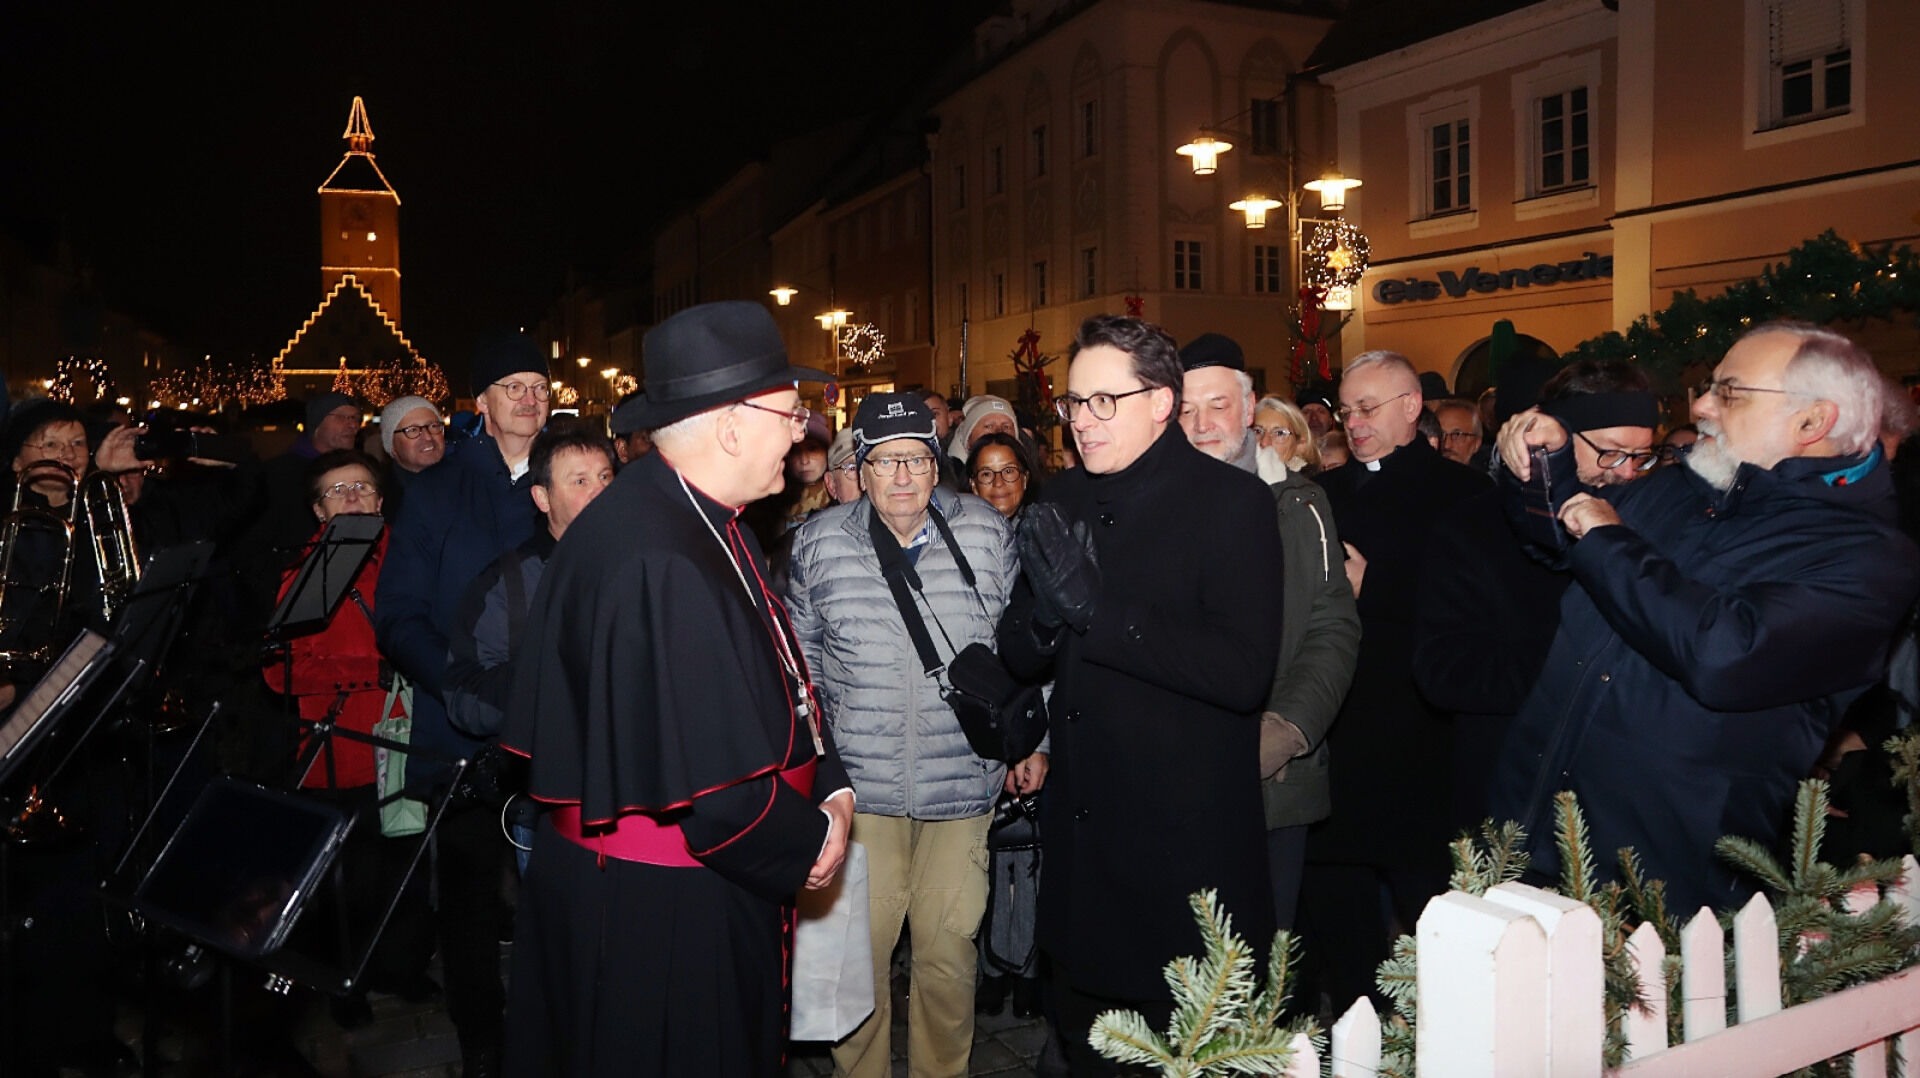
[789,840,874,1041]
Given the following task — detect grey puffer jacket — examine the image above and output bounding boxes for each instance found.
[785,488,1017,819]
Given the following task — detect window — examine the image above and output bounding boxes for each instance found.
[1766,0,1852,126]
[1250,98,1281,156]
[1173,240,1203,291]
[1079,100,1098,158]
[1253,244,1283,294]
[991,272,1006,316]
[1080,246,1098,298]
[952,164,967,210]
[989,146,1005,195]
[1032,261,1048,307]
[1535,87,1590,192]
[1406,89,1479,231]
[1430,119,1471,214]
[1031,125,1048,177]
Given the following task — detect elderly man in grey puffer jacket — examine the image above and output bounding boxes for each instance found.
[786,391,1027,1078]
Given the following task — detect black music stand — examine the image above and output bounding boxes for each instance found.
[106,512,463,1001]
[265,513,382,643]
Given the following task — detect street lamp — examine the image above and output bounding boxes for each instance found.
[1303,172,1363,213]
[1175,134,1233,176]
[769,286,799,306]
[1228,195,1283,229]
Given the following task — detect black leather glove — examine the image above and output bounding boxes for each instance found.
[1016,502,1101,633]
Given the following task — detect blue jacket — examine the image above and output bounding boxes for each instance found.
[1490,447,1920,913]
[445,528,555,739]
[374,432,539,785]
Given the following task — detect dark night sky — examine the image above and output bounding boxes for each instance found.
[2,3,992,378]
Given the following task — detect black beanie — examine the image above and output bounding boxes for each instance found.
[470,334,549,398]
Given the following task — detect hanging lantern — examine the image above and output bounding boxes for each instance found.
[1229,196,1283,229]
[1175,134,1233,176]
[1303,172,1363,213]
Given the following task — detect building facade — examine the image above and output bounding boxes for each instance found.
[928,0,1339,403]
[1323,0,1920,397]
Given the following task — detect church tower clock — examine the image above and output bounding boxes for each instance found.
[318,96,402,321]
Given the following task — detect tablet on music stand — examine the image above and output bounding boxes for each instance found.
[0,631,114,790]
[130,777,352,960]
[267,514,382,641]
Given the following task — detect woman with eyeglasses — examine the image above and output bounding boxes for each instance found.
[961,431,1050,1019]
[262,449,435,1026]
[1252,396,1322,477]
[966,431,1040,521]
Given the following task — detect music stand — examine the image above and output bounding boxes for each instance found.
[265,514,382,643]
[0,630,115,791]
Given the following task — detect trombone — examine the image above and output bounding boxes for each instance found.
[0,459,79,678]
[80,469,142,624]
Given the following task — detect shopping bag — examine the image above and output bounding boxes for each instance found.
[372,674,428,838]
[788,840,874,1041]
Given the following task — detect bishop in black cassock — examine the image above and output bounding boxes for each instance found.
[501,302,850,1077]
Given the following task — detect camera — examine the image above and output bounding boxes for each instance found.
[133,427,247,465]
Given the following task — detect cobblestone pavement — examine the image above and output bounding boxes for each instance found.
[126,943,1063,1078]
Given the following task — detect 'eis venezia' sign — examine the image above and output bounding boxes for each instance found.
[1373,251,1614,304]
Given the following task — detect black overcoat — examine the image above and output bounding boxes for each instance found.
[999,428,1282,1000]
[1309,438,1490,867]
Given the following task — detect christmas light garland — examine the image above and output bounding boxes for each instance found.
[836,322,886,367]
[1302,219,1371,295]
[53,356,117,404]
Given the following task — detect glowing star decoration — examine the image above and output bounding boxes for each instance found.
[837,322,886,367]
[1303,219,1371,300]
[554,385,580,407]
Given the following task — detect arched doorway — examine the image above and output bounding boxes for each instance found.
[1452,332,1560,401]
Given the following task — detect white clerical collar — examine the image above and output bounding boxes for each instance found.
[1364,460,1383,472]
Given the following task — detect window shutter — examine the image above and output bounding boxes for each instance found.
[1769,0,1847,62]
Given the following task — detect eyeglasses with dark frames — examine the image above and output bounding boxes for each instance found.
[1574,430,1658,472]
[971,464,1026,486]
[492,380,552,402]
[394,423,441,440]
[1053,386,1156,422]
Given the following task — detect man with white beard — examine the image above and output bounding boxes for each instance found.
[1488,322,1920,913]
[1176,333,1289,481]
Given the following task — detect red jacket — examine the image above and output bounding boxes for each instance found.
[263,527,389,788]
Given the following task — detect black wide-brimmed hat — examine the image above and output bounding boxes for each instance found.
[613,301,834,432]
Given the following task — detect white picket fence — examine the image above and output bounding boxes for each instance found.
[1279,855,1920,1078]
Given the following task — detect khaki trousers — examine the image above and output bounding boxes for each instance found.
[831,811,992,1078]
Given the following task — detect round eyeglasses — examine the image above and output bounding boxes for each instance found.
[394,422,441,440]
[492,380,551,401]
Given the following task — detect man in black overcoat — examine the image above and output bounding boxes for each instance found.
[501,301,856,1077]
[998,314,1282,1075]
[1299,349,1489,1015]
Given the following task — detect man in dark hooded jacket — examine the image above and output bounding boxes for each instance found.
[1490,322,1920,913]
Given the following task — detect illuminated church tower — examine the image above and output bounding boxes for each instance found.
[318,96,402,321]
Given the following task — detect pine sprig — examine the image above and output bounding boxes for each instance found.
[1554,791,1598,901]
[1089,889,1314,1077]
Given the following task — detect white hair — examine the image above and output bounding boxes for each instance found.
[1753,322,1888,456]
[647,408,723,452]
[1233,369,1254,398]
[1433,397,1482,436]
[1343,350,1422,396]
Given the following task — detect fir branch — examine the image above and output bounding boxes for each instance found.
[1716,835,1794,894]
[1088,1009,1175,1067]
[1790,781,1832,886]
[1554,791,1599,901]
